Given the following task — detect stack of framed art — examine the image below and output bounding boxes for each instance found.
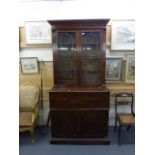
[125,55,135,83]
[106,57,123,83]
[105,19,135,84]
[105,55,135,83]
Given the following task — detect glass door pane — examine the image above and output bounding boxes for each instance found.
[81,31,101,84]
[81,58,100,84]
[58,58,76,84]
[81,32,100,58]
[57,32,77,85]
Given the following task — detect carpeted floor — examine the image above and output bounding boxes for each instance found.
[19,126,135,155]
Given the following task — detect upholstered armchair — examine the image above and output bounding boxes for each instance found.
[19,82,40,143]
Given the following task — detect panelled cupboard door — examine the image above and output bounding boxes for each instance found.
[54,30,105,86]
[51,110,108,138]
[51,111,80,138]
[79,110,109,138]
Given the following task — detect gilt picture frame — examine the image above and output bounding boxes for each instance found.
[125,55,135,83]
[105,57,123,83]
[25,21,52,45]
[20,57,39,74]
[111,20,135,50]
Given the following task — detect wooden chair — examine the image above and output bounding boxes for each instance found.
[114,92,135,144]
[19,82,40,143]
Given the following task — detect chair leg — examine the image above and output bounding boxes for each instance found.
[42,111,51,135]
[127,125,131,131]
[114,118,117,131]
[118,125,122,145]
[30,128,35,144]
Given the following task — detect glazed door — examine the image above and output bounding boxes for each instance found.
[56,31,77,85]
[80,31,103,85]
[54,30,105,86]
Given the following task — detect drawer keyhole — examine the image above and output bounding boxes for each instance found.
[62,98,67,102]
[92,98,97,102]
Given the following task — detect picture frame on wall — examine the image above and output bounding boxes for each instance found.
[105,57,123,82]
[111,20,135,50]
[125,55,135,83]
[20,57,39,74]
[25,21,52,45]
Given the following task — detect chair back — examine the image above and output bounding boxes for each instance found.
[115,92,134,116]
[19,82,40,110]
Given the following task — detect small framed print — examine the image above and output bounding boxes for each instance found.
[25,21,52,45]
[111,20,135,50]
[20,57,39,74]
[106,57,123,83]
[125,55,135,83]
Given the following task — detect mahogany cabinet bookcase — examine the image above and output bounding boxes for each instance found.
[48,19,110,144]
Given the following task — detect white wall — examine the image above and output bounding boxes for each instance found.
[19,0,135,26]
[20,48,53,61]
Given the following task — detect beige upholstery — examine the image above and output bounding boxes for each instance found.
[19,82,40,144]
[118,114,135,125]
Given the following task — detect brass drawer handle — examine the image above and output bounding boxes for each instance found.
[91,98,97,102]
[62,98,68,102]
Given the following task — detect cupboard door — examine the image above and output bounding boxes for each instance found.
[57,32,77,85]
[80,31,102,85]
[79,110,109,138]
[51,111,79,138]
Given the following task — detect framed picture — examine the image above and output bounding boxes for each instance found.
[25,21,52,44]
[20,57,39,74]
[111,20,135,50]
[125,55,135,83]
[105,57,123,82]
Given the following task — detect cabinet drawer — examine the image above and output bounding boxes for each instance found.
[50,92,109,108]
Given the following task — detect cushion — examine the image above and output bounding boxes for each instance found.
[19,84,39,109]
[19,112,33,126]
[118,114,135,125]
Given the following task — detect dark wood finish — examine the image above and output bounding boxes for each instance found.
[49,86,110,144]
[48,19,109,29]
[48,19,110,144]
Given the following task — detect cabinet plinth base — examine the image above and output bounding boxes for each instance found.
[50,138,110,145]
